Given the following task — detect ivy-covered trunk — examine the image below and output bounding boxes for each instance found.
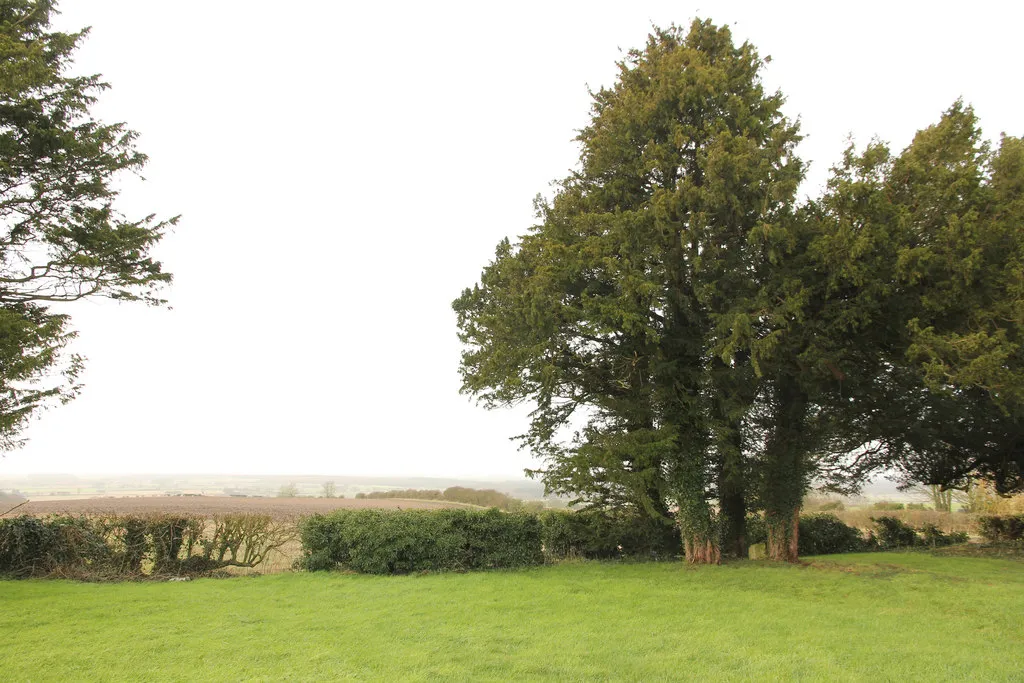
[765,506,799,562]
[761,377,808,563]
[682,530,721,564]
[672,433,721,565]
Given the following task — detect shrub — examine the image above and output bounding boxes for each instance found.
[872,516,919,548]
[818,501,845,512]
[977,515,1024,542]
[906,503,929,511]
[797,514,865,555]
[872,501,905,511]
[745,513,767,546]
[918,523,968,547]
[539,510,679,561]
[298,508,543,574]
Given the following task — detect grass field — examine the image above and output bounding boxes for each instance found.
[2,554,1022,681]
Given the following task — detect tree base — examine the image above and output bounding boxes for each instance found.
[765,507,800,562]
[683,536,721,564]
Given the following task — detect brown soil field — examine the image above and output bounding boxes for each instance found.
[6,495,472,520]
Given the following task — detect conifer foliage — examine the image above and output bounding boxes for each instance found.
[455,20,1024,562]
[0,0,174,448]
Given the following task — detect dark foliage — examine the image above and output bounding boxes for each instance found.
[539,510,680,561]
[871,516,920,548]
[797,514,866,555]
[0,515,110,577]
[977,515,1024,542]
[745,513,767,546]
[918,523,969,547]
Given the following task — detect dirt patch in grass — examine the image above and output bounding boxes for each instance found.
[930,542,1024,560]
[803,559,922,579]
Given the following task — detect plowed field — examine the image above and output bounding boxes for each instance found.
[7,496,469,520]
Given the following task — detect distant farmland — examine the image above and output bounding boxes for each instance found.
[7,495,471,520]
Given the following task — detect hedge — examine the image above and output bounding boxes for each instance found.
[977,515,1024,542]
[0,513,293,579]
[747,513,865,555]
[745,513,969,556]
[798,514,866,555]
[0,515,113,577]
[539,510,680,561]
[298,508,543,574]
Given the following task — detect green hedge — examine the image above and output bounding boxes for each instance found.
[798,514,866,555]
[977,515,1024,542]
[298,508,543,574]
[539,510,680,561]
[870,516,920,548]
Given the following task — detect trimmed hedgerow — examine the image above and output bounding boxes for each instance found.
[539,510,680,561]
[298,508,543,574]
[977,515,1024,542]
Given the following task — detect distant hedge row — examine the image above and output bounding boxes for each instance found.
[354,486,544,511]
[298,508,679,574]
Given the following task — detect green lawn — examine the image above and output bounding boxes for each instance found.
[2,554,1022,681]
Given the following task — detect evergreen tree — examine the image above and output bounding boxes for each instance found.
[0,0,174,448]
[455,20,802,563]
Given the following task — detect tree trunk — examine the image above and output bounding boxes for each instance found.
[761,375,807,563]
[711,354,749,559]
[682,530,722,564]
[765,506,800,562]
[719,480,746,558]
[673,455,721,564]
[929,485,952,513]
[675,470,721,565]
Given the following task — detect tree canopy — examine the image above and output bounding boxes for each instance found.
[455,19,1024,563]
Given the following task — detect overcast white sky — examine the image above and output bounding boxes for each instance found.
[1,0,1020,478]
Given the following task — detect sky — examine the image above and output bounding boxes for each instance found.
[2,0,1021,478]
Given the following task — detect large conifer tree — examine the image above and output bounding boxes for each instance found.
[455,20,803,563]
